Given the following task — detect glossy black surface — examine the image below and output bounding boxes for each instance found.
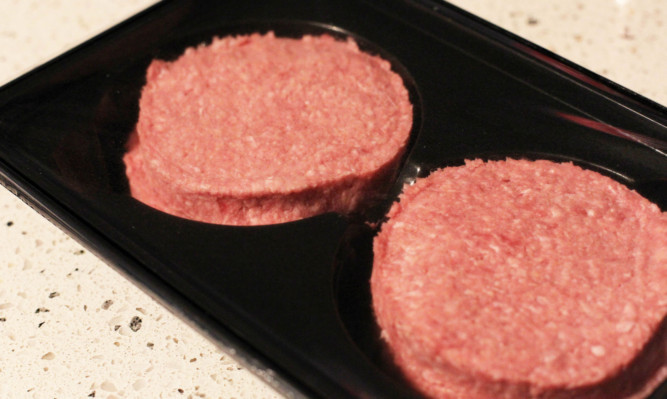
[0,0,666,398]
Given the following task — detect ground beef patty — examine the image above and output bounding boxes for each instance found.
[124,32,412,225]
[371,159,667,399]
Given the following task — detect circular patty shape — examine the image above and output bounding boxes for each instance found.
[124,32,412,225]
[371,159,667,399]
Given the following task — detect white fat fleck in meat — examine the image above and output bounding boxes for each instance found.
[590,345,606,357]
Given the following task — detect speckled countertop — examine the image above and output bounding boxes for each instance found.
[0,1,665,398]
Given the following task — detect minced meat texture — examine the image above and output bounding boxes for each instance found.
[371,159,667,399]
[124,32,412,225]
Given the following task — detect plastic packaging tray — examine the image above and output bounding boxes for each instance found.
[0,0,665,397]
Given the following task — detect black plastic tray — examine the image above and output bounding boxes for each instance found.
[0,1,665,398]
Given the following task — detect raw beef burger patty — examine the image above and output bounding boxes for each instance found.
[371,159,667,399]
[124,32,412,225]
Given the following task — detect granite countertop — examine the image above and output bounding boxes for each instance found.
[0,1,665,398]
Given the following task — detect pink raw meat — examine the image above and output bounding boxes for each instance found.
[371,159,667,399]
[124,32,412,225]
